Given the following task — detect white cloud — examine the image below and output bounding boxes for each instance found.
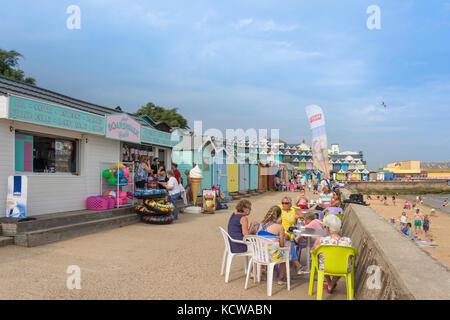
[260,20,298,32]
[232,18,254,30]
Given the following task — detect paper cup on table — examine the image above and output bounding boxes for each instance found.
[191,177,203,206]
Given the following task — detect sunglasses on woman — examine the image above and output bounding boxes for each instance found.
[282,202,290,205]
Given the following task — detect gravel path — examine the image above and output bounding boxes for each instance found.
[0,191,347,300]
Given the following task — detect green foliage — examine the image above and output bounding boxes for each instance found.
[0,49,36,85]
[135,102,188,129]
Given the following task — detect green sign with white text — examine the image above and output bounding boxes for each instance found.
[141,126,178,147]
[8,95,105,135]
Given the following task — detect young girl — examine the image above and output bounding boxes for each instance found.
[399,212,408,229]
[405,222,415,240]
[256,206,304,284]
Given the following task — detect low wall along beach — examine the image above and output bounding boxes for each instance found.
[340,189,450,300]
[346,180,450,194]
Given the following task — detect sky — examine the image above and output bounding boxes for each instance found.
[1,0,449,170]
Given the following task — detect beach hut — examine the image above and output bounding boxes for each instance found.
[172,134,214,196]
[211,146,234,197]
[258,161,268,191]
[336,169,346,181]
[227,162,239,193]
[384,172,395,181]
[352,169,361,181]
[361,169,369,181]
[376,172,385,181]
[249,160,259,191]
[369,171,377,181]
[238,163,250,192]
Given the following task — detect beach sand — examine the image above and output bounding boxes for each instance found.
[364,195,450,268]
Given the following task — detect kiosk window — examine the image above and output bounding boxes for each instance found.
[15,132,78,173]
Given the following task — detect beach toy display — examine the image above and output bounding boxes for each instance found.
[189,165,203,206]
[102,163,132,185]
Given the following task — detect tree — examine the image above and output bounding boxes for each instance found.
[135,102,189,129]
[0,49,36,85]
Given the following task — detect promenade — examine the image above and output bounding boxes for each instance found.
[0,191,347,300]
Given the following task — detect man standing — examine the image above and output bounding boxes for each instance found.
[159,170,181,220]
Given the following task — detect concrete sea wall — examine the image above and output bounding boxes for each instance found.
[340,189,450,300]
[346,180,450,192]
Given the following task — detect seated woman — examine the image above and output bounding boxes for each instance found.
[227,200,258,254]
[294,188,310,209]
[311,215,353,294]
[311,185,333,211]
[256,206,304,284]
[279,196,304,241]
[330,190,342,208]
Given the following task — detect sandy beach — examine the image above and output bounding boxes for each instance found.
[364,195,450,268]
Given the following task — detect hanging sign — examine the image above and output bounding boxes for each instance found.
[8,95,105,135]
[106,113,141,143]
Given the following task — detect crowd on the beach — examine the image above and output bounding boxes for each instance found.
[227,184,352,295]
[274,173,340,195]
[367,194,437,241]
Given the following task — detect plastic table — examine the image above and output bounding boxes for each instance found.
[292,228,328,275]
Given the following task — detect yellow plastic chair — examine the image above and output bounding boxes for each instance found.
[308,245,359,300]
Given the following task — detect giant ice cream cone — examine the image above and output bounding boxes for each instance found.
[189,165,203,206]
[191,177,203,206]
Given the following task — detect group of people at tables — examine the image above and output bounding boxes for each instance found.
[227,186,351,294]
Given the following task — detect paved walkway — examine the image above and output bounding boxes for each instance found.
[0,191,347,299]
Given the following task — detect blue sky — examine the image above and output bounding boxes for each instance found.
[1,0,449,170]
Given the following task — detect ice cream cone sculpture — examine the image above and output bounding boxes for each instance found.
[190,165,203,206]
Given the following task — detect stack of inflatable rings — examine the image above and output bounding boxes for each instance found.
[134,205,151,215]
[144,199,175,215]
[141,214,174,225]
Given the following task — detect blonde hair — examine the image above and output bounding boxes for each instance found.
[261,206,282,225]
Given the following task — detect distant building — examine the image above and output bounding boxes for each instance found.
[382,160,450,179]
[279,141,366,181]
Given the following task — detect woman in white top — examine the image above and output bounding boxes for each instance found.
[159,170,181,220]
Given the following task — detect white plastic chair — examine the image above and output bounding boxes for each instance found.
[243,235,291,296]
[219,227,252,283]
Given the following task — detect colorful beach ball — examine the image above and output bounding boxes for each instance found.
[108,176,118,185]
[102,169,113,179]
[114,169,124,179]
[104,190,116,198]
